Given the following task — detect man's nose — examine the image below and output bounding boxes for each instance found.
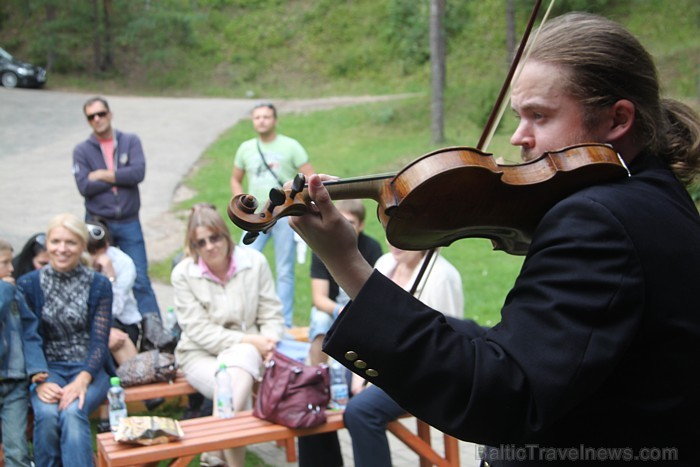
[510,124,533,148]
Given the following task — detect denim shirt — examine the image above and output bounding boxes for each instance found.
[0,281,48,380]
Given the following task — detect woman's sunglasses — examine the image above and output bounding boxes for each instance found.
[194,233,223,249]
[86,224,106,240]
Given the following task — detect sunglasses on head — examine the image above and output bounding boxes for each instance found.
[86,224,106,240]
[35,233,46,247]
[86,111,109,122]
[194,233,223,250]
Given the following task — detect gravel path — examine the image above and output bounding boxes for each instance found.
[0,88,406,261]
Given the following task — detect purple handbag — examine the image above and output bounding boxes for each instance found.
[253,349,330,428]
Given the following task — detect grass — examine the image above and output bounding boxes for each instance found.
[153,94,525,328]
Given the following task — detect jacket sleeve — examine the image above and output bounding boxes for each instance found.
[113,134,146,187]
[15,287,48,377]
[84,274,113,379]
[73,142,113,197]
[323,196,643,444]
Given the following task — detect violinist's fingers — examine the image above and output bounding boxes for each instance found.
[315,173,340,183]
[282,173,338,191]
[306,174,333,208]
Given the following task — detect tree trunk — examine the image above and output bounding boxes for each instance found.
[45,2,57,71]
[91,0,102,74]
[506,0,516,65]
[430,0,445,144]
[101,0,115,72]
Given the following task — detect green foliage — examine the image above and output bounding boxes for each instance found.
[2,0,697,102]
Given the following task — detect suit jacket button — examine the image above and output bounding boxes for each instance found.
[365,369,379,378]
[344,351,358,361]
[353,360,367,369]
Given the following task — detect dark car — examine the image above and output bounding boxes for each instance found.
[0,47,47,89]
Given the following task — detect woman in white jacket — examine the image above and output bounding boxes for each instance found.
[171,203,284,467]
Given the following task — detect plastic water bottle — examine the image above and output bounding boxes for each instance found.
[165,307,180,340]
[108,376,128,432]
[329,359,349,410]
[215,363,234,418]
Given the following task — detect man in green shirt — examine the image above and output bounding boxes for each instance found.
[230,103,314,328]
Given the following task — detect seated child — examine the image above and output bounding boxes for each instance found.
[0,239,48,466]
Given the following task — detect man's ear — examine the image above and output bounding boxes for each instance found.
[605,99,635,142]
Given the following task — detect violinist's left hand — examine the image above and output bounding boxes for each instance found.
[288,174,373,300]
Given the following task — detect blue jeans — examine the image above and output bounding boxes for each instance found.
[244,217,295,327]
[0,379,31,466]
[104,219,160,316]
[31,362,111,467]
[308,306,334,342]
[344,384,405,467]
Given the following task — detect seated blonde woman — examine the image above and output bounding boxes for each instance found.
[171,203,284,467]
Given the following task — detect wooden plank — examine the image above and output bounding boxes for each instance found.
[122,376,197,403]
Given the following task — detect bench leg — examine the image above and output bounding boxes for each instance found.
[170,455,196,467]
[443,434,460,466]
[417,420,432,467]
[386,419,459,467]
[283,437,297,462]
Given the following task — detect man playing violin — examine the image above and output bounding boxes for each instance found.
[289,12,700,466]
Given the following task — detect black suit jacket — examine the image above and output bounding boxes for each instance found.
[324,153,700,465]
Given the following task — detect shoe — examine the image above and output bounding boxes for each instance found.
[144,397,165,411]
[97,418,111,433]
[200,452,226,466]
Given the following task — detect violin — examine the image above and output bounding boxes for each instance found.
[228,0,629,257]
[227,143,629,255]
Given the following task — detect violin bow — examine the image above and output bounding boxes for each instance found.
[409,0,548,297]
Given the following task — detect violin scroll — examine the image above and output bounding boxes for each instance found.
[227,173,311,244]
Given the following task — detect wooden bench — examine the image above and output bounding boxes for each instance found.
[122,375,197,404]
[2,338,460,466]
[96,409,460,467]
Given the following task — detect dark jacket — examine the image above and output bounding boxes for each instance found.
[324,153,700,465]
[72,129,146,222]
[0,281,48,380]
[17,268,114,379]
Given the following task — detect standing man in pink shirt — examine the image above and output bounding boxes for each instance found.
[73,96,173,352]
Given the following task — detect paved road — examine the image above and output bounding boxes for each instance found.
[0,88,403,259]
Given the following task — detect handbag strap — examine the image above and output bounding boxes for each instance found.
[256,352,298,417]
[256,140,285,188]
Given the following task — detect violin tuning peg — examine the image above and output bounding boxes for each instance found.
[242,231,260,245]
[290,173,305,199]
[268,188,287,212]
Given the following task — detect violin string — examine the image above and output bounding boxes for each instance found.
[408,0,551,296]
[481,0,557,152]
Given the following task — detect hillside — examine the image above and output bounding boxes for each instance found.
[1,0,697,103]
